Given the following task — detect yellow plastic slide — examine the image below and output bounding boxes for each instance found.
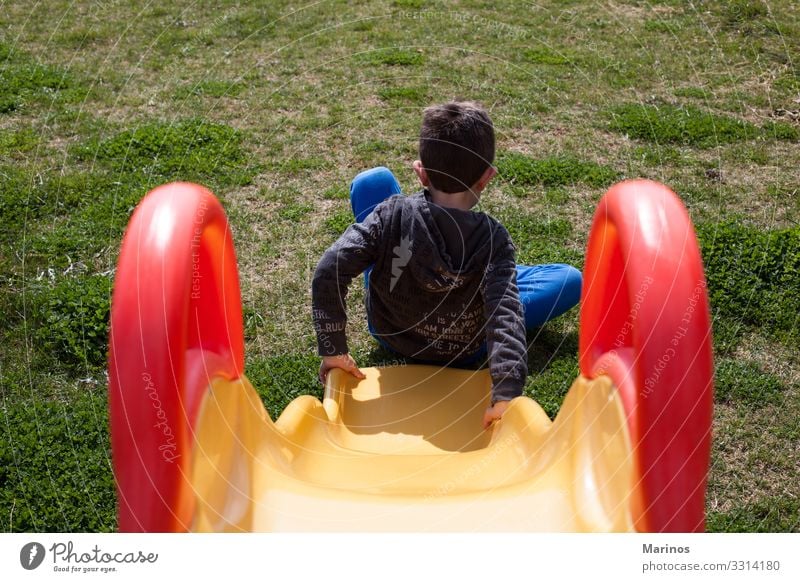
[191,366,633,531]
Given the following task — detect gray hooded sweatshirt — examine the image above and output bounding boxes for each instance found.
[312,190,527,402]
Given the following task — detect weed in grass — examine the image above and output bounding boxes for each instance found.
[524,350,579,420]
[673,86,709,100]
[0,391,115,532]
[54,27,106,49]
[762,120,799,142]
[323,206,353,237]
[377,86,428,104]
[697,222,800,344]
[522,47,574,66]
[628,145,683,167]
[278,202,312,222]
[643,19,676,34]
[707,494,799,532]
[0,42,89,114]
[0,129,40,159]
[1,167,135,263]
[322,185,348,200]
[258,240,280,260]
[213,8,277,40]
[246,354,322,421]
[711,318,745,355]
[174,80,243,99]
[724,0,768,26]
[729,144,771,165]
[609,103,759,147]
[766,184,799,206]
[9,172,143,267]
[354,140,393,164]
[543,187,569,206]
[496,152,619,189]
[770,413,800,440]
[393,0,425,8]
[714,359,785,407]
[243,303,267,342]
[0,165,36,241]
[28,273,112,373]
[680,183,720,206]
[280,156,329,174]
[76,119,254,190]
[498,210,582,267]
[360,48,424,67]
[774,72,800,93]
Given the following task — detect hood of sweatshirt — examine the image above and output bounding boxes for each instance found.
[391,190,502,294]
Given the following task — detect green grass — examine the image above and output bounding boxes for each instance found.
[0,52,87,113]
[29,273,113,372]
[0,390,115,532]
[324,206,354,236]
[75,119,255,190]
[499,211,583,266]
[321,185,348,200]
[360,48,424,66]
[496,152,619,188]
[0,128,40,158]
[174,80,244,99]
[724,0,768,26]
[696,222,799,344]
[1,0,798,533]
[378,86,428,104]
[522,47,576,66]
[714,359,785,406]
[278,202,313,222]
[609,103,760,147]
[524,333,580,419]
[762,120,799,142]
[246,355,322,421]
[708,495,800,532]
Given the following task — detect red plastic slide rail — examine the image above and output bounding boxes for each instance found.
[108,183,244,532]
[579,180,714,532]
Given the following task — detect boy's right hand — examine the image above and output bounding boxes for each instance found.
[319,354,366,384]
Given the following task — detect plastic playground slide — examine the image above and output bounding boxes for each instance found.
[108,179,714,532]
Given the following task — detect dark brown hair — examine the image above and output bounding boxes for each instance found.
[419,101,495,193]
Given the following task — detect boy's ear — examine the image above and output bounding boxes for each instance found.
[412,160,431,187]
[473,165,497,193]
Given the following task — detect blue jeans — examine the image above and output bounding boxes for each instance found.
[351,166,583,363]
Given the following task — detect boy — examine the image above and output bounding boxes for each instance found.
[312,101,582,429]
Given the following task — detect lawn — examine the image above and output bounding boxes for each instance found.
[0,0,798,532]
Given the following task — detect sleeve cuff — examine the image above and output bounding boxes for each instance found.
[490,379,523,404]
[316,329,348,357]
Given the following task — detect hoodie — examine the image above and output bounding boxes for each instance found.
[311,190,527,402]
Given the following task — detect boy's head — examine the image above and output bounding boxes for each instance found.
[417,101,495,194]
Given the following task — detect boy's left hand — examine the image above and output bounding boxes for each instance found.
[482,400,511,429]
